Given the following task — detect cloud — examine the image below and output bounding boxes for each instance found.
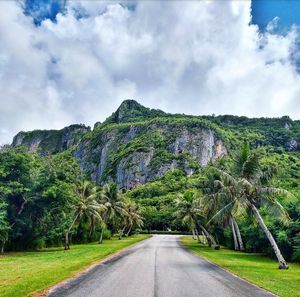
[0,0,300,144]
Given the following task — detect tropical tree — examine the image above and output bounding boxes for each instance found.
[0,201,9,253]
[99,183,127,243]
[203,169,244,251]
[65,181,105,250]
[212,144,291,269]
[124,203,144,236]
[175,191,218,248]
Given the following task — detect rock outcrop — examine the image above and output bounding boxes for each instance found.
[11,100,227,188]
[73,117,227,189]
[11,100,300,188]
[12,124,90,154]
[286,138,298,151]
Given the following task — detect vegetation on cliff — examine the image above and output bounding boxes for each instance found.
[2,100,300,267]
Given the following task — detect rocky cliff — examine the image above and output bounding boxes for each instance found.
[12,124,90,154]
[11,99,300,189]
[11,100,227,188]
[74,118,227,189]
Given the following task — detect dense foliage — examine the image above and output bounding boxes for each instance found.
[2,101,300,267]
[0,147,143,251]
[124,145,300,265]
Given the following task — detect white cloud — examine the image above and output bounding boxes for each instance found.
[0,0,300,144]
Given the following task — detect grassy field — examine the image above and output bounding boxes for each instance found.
[181,236,300,297]
[0,235,150,297]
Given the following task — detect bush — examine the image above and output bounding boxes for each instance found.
[103,229,112,240]
[292,247,300,262]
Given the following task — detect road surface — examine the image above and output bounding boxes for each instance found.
[48,235,275,297]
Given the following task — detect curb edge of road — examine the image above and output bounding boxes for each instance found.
[178,236,279,297]
[31,235,152,297]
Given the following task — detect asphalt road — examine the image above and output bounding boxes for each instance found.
[48,235,275,297]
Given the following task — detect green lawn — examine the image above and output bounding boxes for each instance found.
[0,235,150,297]
[181,236,300,297]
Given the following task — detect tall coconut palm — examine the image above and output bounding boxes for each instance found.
[99,183,127,243]
[124,203,144,236]
[175,191,218,248]
[65,181,105,250]
[212,144,291,269]
[203,169,245,251]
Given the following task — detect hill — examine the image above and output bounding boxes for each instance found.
[11,100,300,189]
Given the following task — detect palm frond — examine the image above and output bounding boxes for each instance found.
[207,201,235,225]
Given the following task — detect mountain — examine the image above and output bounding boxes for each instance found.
[11,99,300,189]
[12,124,90,154]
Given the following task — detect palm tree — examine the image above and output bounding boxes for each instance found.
[99,183,127,243]
[124,203,144,236]
[175,191,199,242]
[204,169,244,251]
[175,191,218,248]
[65,181,105,250]
[212,144,290,269]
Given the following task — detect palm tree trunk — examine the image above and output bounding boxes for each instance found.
[194,228,201,243]
[232,217,244,251]
[98,228,104,244]
[88,218,94,242]
[118,226,126,240]
[201,231,206,244]
[192,229,196,240]
[65,213,79,250]
[251,203,288,269]
[199,225,219,249]
[202,228,211,246]
[126,225,132,237]
[230,215,239,251]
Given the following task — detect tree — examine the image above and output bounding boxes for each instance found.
[31,152,81,248]
[124,203,143,236]
[0,201,9,253]
[175,191,218,248]
[0,147,35,250]
[65,181,105,250]
[99,183,127,243]
[212,144,291,269]
[203,169,244,251]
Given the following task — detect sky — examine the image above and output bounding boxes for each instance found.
[1,0,300,144]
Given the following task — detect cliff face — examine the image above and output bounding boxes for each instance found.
[10,100,300,188]
[11,100,228,188]
[111,127,226,189]
[12,124,90,154]
[73,115,227,189]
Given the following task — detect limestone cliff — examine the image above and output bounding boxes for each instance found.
[11,100,300,188]
[11,100,227,188]
[12,124,90,154]
[73,103,227,189]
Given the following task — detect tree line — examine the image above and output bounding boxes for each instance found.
[175,144,291,269]
[0,147,143,252]
[1,143,299,270]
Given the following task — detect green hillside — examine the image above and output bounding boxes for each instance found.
[1,100,300,265]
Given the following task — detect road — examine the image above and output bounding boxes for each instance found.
[48,235,275,297]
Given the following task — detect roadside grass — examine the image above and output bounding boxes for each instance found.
[0,234,150,297]
[181,236,300,297]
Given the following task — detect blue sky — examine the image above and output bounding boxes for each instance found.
[24,0,300,31]
[1,1,300,144]
[24,0,66,24]
[252,0,300,31]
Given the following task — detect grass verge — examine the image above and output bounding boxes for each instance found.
[0,235,150,297]
[180,236,300,297]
